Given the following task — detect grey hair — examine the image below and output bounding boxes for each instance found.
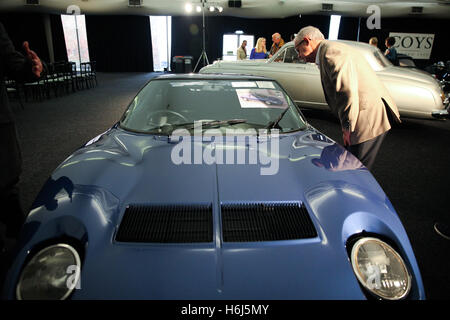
[294,26,325,44]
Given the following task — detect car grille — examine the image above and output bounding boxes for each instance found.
[221,202,317,242]
[115,204,213,243]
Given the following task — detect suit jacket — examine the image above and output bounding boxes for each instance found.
[269,38,285,56]
[317,40,400,145]
[0,22,38,190]
[237,46,247,60]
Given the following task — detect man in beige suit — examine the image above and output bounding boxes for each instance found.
[294,26,400,170]
[237,40,247,60]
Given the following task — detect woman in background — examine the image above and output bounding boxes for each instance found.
[369,37,378,48]
[250,37,268,60]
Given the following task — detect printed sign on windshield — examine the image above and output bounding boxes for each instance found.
[236,89,288,109]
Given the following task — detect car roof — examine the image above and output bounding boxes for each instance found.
[285,39,376,53]
[152,73,274,81]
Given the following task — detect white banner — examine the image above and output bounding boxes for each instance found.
[388,32,435,60]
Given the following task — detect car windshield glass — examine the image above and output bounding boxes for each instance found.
[120,79,307,135]
[364,48,393,71]
[373,49,392,68]
[282,46,303,63]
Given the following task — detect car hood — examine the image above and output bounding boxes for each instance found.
[48,127,386,207]
[9,127,422,299]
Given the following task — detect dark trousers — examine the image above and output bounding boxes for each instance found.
[0,122,24,239]
[347,131,388,171]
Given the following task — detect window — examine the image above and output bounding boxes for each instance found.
[328,15,341,40]
[61,14,90,70]
[282,46,302,63]
[271,46,303,63]
[150,16,172,71]
[222,34,254,61]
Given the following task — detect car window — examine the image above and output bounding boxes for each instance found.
[283,46,303,64]
[373,50,392,68]
[272,48,285,62]
[120,79,307,135]
[362,47,393,71]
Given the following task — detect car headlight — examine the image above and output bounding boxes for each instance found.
[16,244,81,300]
[350,237,411,300]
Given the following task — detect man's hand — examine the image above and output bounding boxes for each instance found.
[342,127,351,147]
[23,41,43,78]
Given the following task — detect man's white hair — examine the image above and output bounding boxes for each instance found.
[294,26,325,44]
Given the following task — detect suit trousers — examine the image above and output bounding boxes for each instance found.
[347,131,388,171]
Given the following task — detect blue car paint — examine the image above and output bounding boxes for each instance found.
[2,124,425,299]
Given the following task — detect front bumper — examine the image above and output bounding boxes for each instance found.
[432,109,449,119]
[432,95,450,118]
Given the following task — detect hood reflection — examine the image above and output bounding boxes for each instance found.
[311,144,366,172]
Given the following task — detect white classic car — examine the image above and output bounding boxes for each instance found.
[200,40,449,119]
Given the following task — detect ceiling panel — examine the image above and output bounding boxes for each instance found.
[0,0,449,18]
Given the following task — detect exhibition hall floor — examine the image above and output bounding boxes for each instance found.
[1,72,449,299]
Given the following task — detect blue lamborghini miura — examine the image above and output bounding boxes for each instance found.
[3,74,424,300]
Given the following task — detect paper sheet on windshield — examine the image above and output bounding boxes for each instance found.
[236,89,288,109]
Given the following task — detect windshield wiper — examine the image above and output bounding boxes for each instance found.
[184,119,247,130]
[266,107,290,130]
[146,122,194,134]
[147,119,247,134]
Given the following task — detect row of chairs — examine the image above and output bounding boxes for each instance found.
[6,61,97,108]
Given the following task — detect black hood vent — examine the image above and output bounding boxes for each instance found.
[221,202,317,242]
[116,204,213,243]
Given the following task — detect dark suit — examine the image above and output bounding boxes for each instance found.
[0,22,38,237]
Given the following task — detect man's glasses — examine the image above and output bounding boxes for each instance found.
[294,38,309,54]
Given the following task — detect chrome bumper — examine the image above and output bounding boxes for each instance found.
[432,95,450,119]
[432,109,449,118]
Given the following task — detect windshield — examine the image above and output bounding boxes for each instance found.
[373,49,393,68]
[364,47,393,71]
[120,79,307,135]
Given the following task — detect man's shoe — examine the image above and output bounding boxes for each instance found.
[434,222,450,240]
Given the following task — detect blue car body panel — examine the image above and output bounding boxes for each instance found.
[2,125,425,299]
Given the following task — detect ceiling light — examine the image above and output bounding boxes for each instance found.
[185,3,192,12]
[218,6,223,12]
[209,6,215,12]
[196,5,202,12]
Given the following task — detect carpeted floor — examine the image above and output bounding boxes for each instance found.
[1,72,449,299]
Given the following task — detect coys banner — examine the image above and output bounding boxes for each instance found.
[388,32,435,59]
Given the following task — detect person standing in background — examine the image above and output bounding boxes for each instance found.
[369,37,378,48]
[384,37,398,65]
[237,40,247,60]
[269,33,285,58]
[250,37,268,60]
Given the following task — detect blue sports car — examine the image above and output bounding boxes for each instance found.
[3,74,424,300]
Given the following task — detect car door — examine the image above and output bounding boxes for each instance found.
[267,45,327,109]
